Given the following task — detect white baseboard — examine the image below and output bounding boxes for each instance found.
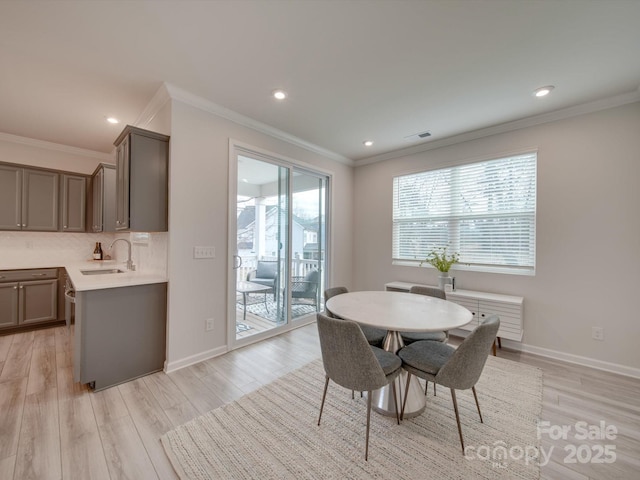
[502,339,640,379]
[164,345,228,373]
[450,332,640,379]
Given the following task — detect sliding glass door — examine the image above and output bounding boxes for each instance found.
[290,171,326,322]
[230,147,328,346]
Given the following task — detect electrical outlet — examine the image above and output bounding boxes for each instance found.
[194,246,215,259]
[592,327,604,341]
[205,318,215,331]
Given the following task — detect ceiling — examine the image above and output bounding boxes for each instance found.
[1,1,639,164]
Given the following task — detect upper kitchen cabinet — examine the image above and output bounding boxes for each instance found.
[61,173,87,232]
[115,125,169,232]
[90,163,116,232]
[0,165,21,230]
[0,165,59,231]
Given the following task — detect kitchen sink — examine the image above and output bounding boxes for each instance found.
[80,268,125,275]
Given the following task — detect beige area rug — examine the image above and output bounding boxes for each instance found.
[162,356,543,479]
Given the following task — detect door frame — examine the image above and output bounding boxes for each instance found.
[227,139,333,350]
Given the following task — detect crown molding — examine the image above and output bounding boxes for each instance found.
[162,82,352,166]
[135,83,171,129]
[0,131,113,161]
[355,89,640,167]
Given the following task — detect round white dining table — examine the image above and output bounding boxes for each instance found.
[325,290,473,418]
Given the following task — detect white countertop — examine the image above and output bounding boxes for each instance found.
[1,260,167,292]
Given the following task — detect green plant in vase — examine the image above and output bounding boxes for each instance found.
[421,247,459,289]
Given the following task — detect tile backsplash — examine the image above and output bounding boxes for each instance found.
[0,231,168,273]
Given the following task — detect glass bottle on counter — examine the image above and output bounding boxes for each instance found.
[93,242,103,260]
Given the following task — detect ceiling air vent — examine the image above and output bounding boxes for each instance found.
[404,130,432,142]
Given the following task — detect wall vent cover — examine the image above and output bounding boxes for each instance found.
[404,130,432,141]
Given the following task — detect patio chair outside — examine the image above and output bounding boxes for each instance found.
[291,269,320,310]
[247,260,279,300]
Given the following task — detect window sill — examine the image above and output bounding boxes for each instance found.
[392,260,535,276]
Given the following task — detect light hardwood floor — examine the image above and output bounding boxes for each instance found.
[0,324,638,479]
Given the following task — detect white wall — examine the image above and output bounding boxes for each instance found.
[165,99,354,369]
[0,135,111,174]
[353,102,640,373]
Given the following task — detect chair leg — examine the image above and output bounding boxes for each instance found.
[400,372,412,421]
[450,389,465,453]
[472,386,483,423]
[391,378,400,425]
[318,376,330,426]
[352,390,354,399]
[424,380,437,396]
[365,390,372,461]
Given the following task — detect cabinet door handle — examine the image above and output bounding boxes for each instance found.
[13,286,17,290]
[63,225,68,229]
[17,223,20,227]
[19,285,23,289]
[31,273,47,277]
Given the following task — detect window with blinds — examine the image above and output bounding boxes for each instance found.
[392,152,537,273]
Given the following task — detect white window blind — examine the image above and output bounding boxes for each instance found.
[393,152,537,273]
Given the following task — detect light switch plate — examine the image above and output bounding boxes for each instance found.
[194,246,215,259]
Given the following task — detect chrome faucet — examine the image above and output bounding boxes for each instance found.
[109,238,136,271]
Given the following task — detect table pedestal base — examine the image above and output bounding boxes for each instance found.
[371,330,426,418]
[371,371,425,418]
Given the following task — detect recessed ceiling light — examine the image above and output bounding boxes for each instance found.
[363,140,374,147]
[106,117,120,124]
[273,90,287,100]
[533,85,555,97]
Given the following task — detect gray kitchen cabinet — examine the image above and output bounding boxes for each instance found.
[0,165,22,230]
[115,125,169,232]
[0,269,59,329]
[90,163,116,232]
[0,165,59,231]
[0,282,19,328]
[22,168,59,231]
[73,282,167,391]
[61,173,87,232]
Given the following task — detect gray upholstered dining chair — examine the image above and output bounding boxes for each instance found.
[324,287,386,347]
[400,285,449,345]
[316,313,402,461]
[398,315,500,453]
[401,285,449,396]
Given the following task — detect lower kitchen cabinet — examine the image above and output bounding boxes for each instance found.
[0,269,59,329]
[20,279,59,324]
[73,282,167,391]
[0,282,19,328]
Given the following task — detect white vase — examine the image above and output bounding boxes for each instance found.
[438,271,451,290]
